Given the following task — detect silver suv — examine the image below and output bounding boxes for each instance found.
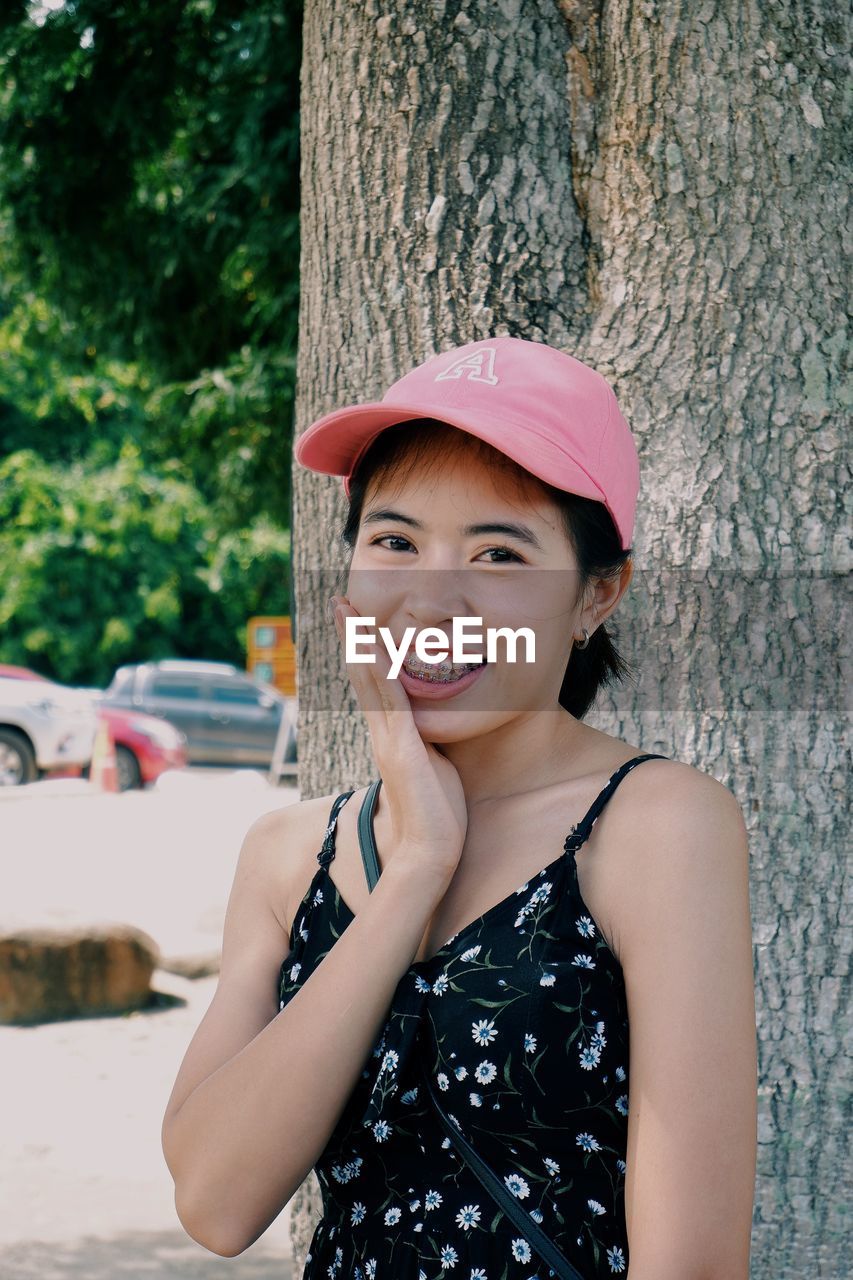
[102,660,297,767]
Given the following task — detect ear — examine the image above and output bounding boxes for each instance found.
[583,558,633,632]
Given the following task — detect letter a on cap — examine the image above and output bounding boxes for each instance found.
[434,347,499,386]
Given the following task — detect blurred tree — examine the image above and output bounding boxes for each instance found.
[0,0,301,523]
[0,443,291,686]
[0,1,301,681]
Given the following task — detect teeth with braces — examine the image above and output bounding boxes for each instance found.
[402,652,484,682]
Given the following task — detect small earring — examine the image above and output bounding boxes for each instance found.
[574,627,590,649]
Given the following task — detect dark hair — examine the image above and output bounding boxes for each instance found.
[337,419,636,720]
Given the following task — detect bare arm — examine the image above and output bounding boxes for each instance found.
[613,765,758,1280]
[161,800,451,1258]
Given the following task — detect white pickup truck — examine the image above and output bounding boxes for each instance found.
[0,676,98,786]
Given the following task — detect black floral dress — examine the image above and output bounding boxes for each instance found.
[277,753,668,1280]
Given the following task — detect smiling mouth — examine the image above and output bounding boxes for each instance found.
[401,652,487,684]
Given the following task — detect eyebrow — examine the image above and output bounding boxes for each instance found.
[361,507,546,552]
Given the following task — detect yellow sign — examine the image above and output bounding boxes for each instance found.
[247,616,297,697]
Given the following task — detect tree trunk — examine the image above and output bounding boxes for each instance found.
[291,2,848,1275]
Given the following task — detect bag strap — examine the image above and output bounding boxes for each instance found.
[357,778,383,891]
[421,1070,587,1280]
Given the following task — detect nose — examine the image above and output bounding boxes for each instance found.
[395,567,473,635]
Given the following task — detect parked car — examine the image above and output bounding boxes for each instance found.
[0,673,98,786]
[0,664,189,790]
[101,659,297,768]
[86,697,189,790]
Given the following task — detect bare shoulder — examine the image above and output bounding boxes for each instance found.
[600,756,751,963]
[607,759,757,1266]
[238,790,353,943]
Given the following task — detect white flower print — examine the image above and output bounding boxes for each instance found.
[472,1018,498,1045]
[579,1044,602,1070]
[379,1049,399,1074]
[424,1189,443,1211]
[576,914,596,937]
[432,972,450,996]
[289,961,301,981]
[576,1132,601,1152]
[351,1201,366,1224]
[330,1157,363,1183]
[439,1243,459,1267]
[384,1205,402,1225]
[616,1158,627,1173]
[511,1238,533,1262]
[524,1032,537,1053]
[436,1071,450,1090]
[530,1207,544,1223]
[414,973,432,993]
[615,1064,626,1081]
[615,1094,629,1115]
[588,1198,606,1215]
[572,953,596,968]
[456,1203,482,1230]
[474,1060,497,1084]
[544,1156,560,1175]
[608,1245,627,1272]
[460,944,482,961]
[504,1172,530,1199]
[371,1119,391,1142]
[539,972,556,987]
[514,881,553,929]
[454,1064,468,1080]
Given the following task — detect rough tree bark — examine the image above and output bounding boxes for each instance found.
[290,2,849,1275]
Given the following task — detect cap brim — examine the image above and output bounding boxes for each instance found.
[294,401,608,509]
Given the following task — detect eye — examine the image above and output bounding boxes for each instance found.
[368,535,416,552]
[478,546,525,564]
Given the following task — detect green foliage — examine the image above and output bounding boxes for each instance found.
[0,444,291,686]
[0,0,301,520]
[0,2,301,683]
[0,0,302,378]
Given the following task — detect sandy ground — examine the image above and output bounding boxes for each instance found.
[0,768,304,1279]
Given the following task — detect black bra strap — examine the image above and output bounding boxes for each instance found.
[564,752,669,852]
[317,789,355,866]
[357,778,383,891]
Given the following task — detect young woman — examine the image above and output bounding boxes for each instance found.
[162,337,757,1279]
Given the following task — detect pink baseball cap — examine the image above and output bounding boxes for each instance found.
[294,336,640,550]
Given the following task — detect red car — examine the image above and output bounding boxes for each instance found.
[0,665,187,790]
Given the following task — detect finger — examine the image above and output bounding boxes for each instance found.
[332,596,425,758]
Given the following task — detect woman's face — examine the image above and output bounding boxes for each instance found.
[344,442,594,743]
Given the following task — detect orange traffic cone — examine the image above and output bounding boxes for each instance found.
[89,719,119,793]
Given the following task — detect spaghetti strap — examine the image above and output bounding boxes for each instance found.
[316,789,355,867]
[564,751,668,853]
